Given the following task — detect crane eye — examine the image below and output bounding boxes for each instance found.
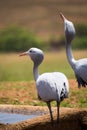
[30,50,33,53]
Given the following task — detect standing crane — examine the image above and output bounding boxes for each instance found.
[19,47,69,128]
[60,13,87,88]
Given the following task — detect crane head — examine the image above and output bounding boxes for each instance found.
[19,48,44,65]
[60,12,76,43]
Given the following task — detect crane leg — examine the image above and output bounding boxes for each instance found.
[47,101,54,127]
[57,101,60,130]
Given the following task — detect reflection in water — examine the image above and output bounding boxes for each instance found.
[0,112,37,124]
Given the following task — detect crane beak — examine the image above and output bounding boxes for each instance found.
[19,51,28,56]
[59,12,65,22]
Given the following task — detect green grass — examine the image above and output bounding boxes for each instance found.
[0,50,87,81]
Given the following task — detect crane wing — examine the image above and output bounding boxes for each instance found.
[75,59,87,87]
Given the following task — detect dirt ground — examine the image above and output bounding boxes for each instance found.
[0,105,79,117]
[0,79,87,107]
[0,105,55,115]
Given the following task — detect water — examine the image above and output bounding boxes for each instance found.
[0,112,37,124]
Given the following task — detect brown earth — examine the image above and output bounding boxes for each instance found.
[0,79,87,107]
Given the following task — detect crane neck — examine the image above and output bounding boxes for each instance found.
[33,63,39,81]
[66,42,76,69]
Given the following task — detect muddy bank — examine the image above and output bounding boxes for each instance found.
[0,105,50,115]
[0,105,87,130]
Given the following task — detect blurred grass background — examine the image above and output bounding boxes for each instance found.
[0,0,87,51]
[0,0,87,41]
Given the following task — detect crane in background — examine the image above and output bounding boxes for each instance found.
[19,47,69,129]
[60,13,87,88]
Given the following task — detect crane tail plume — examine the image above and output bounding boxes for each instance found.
[76,75,87,88]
